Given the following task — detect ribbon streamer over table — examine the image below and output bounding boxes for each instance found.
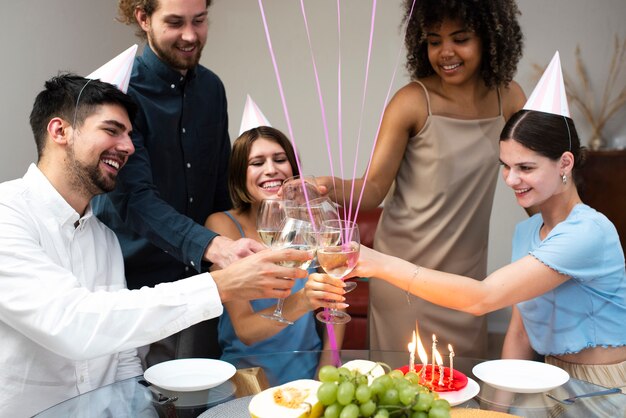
[257,0,416,363]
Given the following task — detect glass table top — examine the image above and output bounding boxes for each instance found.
[34,350,625,418]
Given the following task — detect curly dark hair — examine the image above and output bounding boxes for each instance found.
[117,0,213,40]
[403,0,523,87]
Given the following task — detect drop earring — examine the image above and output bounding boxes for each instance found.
[562,173,567,184]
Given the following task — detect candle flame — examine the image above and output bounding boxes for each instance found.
[416,332,428,365]
[434,348,443,366]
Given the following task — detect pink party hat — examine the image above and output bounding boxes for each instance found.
[523,51,571,117]
[239,95,272,135]
[86,44,138,93]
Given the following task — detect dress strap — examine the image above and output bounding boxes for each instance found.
[496,86,503,116]
[414,80,432,116]
[223,211,245,238]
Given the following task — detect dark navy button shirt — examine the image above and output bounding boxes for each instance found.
[94,45,231,288]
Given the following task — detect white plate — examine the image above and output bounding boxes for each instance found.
[438,377,480,406]
[144,358,236,392]
[472,359,569,393]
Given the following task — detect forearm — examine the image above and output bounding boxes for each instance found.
[501,308,534,360]
[375,255,494,315]
[2,271,221,360]
[325,177,385,211]
[229,290,312,346]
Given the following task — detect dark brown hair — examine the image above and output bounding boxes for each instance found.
[229,126,300,212]
[402,0,523,87]
[500,110,587,186]
[29,74,137,160]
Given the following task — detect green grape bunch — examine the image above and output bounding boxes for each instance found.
[317,364,451,418]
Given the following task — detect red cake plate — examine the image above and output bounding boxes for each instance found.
[397,364,468,392]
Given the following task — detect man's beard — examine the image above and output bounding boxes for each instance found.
[66,144,116,198]
[149,29,203,71]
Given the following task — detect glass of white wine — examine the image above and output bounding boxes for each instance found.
[256,199,294,324]
[316,219,360,325]
[256,199,287,248]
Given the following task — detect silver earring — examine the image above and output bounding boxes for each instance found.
[562,174,567,185]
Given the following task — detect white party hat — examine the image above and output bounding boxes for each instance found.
[239,95,271,135]
[86,44,138,93]
[523,51,570,117]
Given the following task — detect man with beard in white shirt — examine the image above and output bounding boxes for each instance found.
[0,74,315,416]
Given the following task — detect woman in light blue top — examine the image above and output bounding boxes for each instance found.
[205,126,346,385]
[315,109,626,390]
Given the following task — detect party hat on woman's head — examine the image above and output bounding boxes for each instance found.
[86,44,138,93]
[523,51,571,117]
[239,95,272,135]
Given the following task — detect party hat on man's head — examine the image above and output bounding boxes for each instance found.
[86,44,138,93]
[523,51,571,117]
[239,95,272,135]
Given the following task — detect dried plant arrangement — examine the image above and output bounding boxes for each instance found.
[533,35,626,150]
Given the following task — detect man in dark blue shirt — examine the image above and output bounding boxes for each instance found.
[94,0,263,366]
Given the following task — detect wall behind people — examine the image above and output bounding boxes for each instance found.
[1,1,625,309]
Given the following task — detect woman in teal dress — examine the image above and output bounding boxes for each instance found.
[205,126,346,385]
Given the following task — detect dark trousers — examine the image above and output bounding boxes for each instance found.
[144,317,222,367]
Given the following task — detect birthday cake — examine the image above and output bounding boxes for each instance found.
[397,364,469,392]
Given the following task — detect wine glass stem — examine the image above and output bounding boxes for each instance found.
[273,297,286,316]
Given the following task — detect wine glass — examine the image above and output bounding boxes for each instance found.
[256,199,293,324]
[282,175,321,204]
[316,219,360,325]
[284,197,339,268]
[306,197,341,230]
[256,199,287,248]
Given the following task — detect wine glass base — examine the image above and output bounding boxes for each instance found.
[316,309,351,325]
[344,281,357,293]
[260,313,294,325]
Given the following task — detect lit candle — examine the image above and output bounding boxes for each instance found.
[435,349,444,387]
[430,334,437,383]
[408,331,416,373]
[448,344,455,384]
[416,332,428,383]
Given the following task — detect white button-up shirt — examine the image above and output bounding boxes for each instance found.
[0,165,224,416]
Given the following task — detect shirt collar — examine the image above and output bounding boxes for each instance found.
[23,164,93,229]
[141,44,197,86]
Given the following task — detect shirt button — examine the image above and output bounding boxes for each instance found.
[186,163,191,168]
[189,197,194,203]
[79,376,85,383]
[185,266,190,272]
[170,84,175,89]
[182,128,186,134]
[180,76,184,81]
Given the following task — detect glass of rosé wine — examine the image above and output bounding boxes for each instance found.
[316,219,360,325]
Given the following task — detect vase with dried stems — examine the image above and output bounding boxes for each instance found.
[533,35,626,150]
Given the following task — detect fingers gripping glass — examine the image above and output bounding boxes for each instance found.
[256,200,317,325]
